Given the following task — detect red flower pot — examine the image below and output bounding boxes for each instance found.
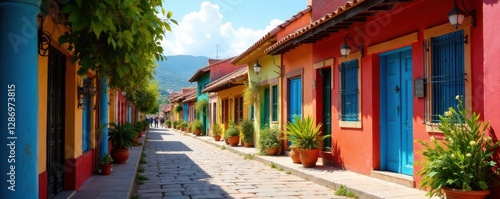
[110,148,130,164]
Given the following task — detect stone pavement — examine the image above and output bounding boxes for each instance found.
[138,128,344,199]
[56,128,149,199]
[138,128,432,199]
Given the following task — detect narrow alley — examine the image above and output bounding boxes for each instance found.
[137,128,345,199]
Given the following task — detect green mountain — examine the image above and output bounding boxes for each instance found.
[154,55,210,93]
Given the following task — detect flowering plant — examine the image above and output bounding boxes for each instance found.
[418,96,499,198]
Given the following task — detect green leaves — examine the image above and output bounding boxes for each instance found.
[57,0,177,94]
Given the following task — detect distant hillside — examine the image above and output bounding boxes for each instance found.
[154,55,210,93]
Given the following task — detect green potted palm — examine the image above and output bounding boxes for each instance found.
[240,119,254,147]
[258,125,281,155]
[285,115,330,168]
[98,154,113,175]
[192,119,202,136]
[108,122,137,164]
[165,119,172,128]
[133,121,144,138]
[212,123,222,141]
[225,120,240,146]
[418,96,499,199]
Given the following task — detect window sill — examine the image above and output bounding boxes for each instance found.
[339,121,362,129]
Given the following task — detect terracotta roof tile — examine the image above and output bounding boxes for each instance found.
[202,67,248,93]
[231,5,312,65]
[265,0,365,54]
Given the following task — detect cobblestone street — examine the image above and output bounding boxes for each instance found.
[137,128,345,199]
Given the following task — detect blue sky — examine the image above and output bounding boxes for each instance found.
[161,1,307,58]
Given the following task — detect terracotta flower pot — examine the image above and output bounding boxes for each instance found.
[213,135,221,141]
[224,138,230,145]
[194,129,202,136]
[442,187,490,199]
[290,147,301,164]
[110,148,130,164]
[298,148,320,168]
[265,147,278,156]
[244,142,252,148]
[138,131,143,138]
[101,164,112,175]
[228,136,240,146]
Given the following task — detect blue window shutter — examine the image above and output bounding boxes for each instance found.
[340,59,359,121]
[429,30,465,122]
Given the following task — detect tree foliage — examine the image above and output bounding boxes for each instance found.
[130,81,160,114]
[54,0,177,91]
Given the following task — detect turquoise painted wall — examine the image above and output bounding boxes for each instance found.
[197,73,210,135]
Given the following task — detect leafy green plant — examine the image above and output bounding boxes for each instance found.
[133,121,144,133]
[195,99,209,116]
[240,119,254,143]
[165,119,171,126]
[335,185,359,198]
[99,154,113,165]
[108,122,137,149]
[212,123,222,136]
[285,115,330,150]
[191,119,202,131]
[270,162,277,168]
[418,96,499,198]
[258,125,281,153]
[137,166,145,173]
[243,80,261,105]
[225,126,240,137]
[174,104,183,113]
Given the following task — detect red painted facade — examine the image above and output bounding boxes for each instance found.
[274,0,500,195]
[209,58,246,81]
[64,150,95,190]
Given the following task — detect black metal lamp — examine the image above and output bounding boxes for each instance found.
[448,0,475,29]
[253,61,262,75]
[339,35,363,57]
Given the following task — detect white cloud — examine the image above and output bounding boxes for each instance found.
[161,1,283,58]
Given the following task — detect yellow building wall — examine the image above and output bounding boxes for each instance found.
[247,55,282,146]
[37,55,48,174]
[38,16,85,174]
[109,89,116,123]
[216,85,248,131]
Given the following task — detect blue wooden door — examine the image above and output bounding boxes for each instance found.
[288,77,302,122]
[380,47,413,175]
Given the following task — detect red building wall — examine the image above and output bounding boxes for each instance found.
[311,0,488,183]
[209,59,245,82]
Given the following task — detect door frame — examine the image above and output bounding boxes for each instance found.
[379,46,413,174]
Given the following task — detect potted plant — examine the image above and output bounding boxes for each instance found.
[418,96,499,199]
[285,115,330,168]
[181,121,188,132]
[134,121,144,138]
[165,119,171,128]
[225,120,240,146]
[212,123,222,141]
[108,122,137,164]
[192,119,202,136]
[240,119,254,147]
[258,125,281,155]
[98,154,113,175]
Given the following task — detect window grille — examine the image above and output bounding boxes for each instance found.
[339,59,359,121]
[424,30,465,123]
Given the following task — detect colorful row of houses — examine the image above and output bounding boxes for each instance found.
[1,1,149,198]
[165,0,500,196]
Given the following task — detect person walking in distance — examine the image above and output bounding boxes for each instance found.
[160,117,165,128]
[149,116,153,127]
[154,116,159,128]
